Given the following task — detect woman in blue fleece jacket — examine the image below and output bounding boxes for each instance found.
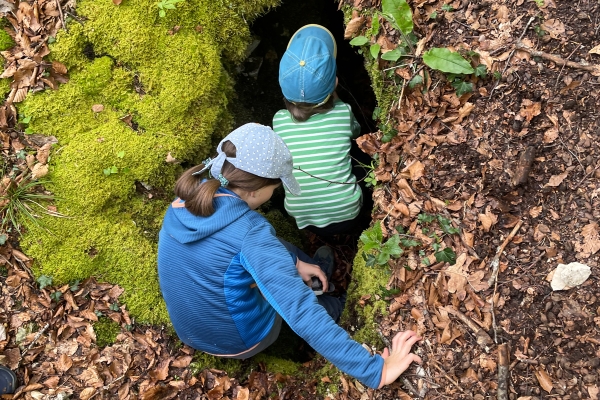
[157,123,421,389]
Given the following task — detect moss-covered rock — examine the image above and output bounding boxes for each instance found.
[19,0,279,324]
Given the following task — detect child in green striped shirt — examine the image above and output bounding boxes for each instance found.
[274,24,363,236]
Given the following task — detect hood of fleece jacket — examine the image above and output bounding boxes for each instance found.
[161,188,250,244]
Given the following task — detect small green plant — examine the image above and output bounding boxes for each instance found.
[37,274,53,290]
[156,0,184,18]
[423,48,491,96]
[534,25,546,37]
[103,165,130,176]
[50,291,62,302]
[408,74,424,89]
[360,223,403,267]
[0,175,55,232]
[381,0,413,35]
[534,0,544,7]
[429,11,438,19]
[69,279,80,292]
[441,4,454,12]
[423,48,474,74]
[416,213,458,265]
[349,0,414,62]
[356,158,379,187]
[18,115,35,134]
[103,165,119,176]
[450,78,474,96]
[474,64,487,78]
[379,122,398,143]
[379,284,401,297]
[493,71,502,80]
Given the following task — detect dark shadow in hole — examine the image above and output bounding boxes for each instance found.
[232,0,377,230]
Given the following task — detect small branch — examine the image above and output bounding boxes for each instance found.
[487,220,522,343]
[488,15,538,101]
[293,167,365,185]
[497,343,509,400]
[401,377,422,399]
[573,163,600,190]
[55,0,66,31]
[516,42,600,75]
[20,323,50,360]
[554,45,581,87]
[431,362,463,393]
[487,220,523,287]
[444,307,493,351]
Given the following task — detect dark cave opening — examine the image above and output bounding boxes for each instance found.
[231,0,378,234]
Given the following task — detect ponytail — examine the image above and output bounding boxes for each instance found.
[174,164,221,216]
[173,141,281,217]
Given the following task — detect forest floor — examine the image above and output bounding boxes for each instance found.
[1,0,600,399]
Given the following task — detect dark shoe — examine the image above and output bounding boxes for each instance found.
[0,365,17,395]
[312,246,334,278]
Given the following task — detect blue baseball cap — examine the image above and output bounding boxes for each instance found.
[278,24,337,105]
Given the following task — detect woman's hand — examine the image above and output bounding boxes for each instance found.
[296,259,328,291]
[378,330,422,388]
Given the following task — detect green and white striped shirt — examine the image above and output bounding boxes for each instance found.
[273,101,363,229]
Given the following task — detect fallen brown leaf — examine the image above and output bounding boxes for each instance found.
[534,367,554,393]
[545,171,568,187]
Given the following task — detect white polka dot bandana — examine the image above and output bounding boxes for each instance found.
[210,123,301,196]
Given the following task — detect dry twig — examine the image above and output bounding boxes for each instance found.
[55,0,66,31]
[516,42,600,75]
[487,221,523,287]
[488,15,538,101]
[20,323,50,359]
[497,343,509,400]
[488,220,522,343]
[444,306,493,351]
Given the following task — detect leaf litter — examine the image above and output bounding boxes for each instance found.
[1,0,600,398]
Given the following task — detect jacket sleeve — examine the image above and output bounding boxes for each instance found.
[240,223,384,388]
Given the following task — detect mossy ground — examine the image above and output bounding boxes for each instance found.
[15,0,278,324]
[340,243,389,348]
[94,316,122,347]
[3,0,389,390]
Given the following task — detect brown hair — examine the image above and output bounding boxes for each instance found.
[283,95,334,122]
[174,141,281,216]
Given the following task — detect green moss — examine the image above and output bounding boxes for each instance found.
[0,28,14,51]
[0,78,11,99]
[253,354,299,375]
[341,239,388,348]
[261,208,305,250]
[94,316,121,347]
[190,353,244,377]
[19,0,281,325]
[314,361,341,397]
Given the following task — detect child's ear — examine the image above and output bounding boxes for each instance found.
[335,76,339,88]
